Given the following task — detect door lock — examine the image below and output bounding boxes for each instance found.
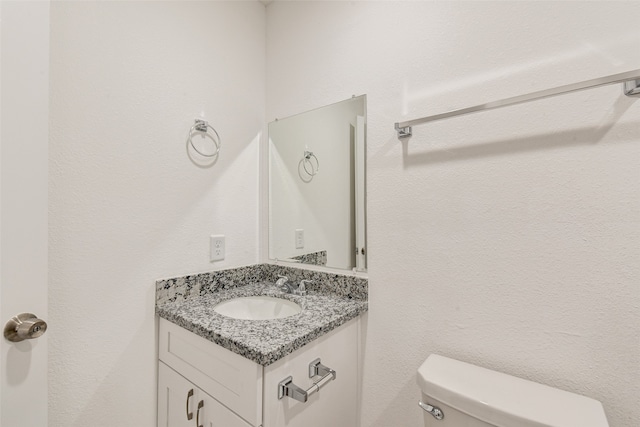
[4,313,47,342]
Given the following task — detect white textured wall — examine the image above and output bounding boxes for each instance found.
[266,2,640,427]
[49,2,264,425]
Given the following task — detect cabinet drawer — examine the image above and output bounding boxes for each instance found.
[158,318,263,426]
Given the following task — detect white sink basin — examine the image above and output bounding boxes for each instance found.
[213,296,301,320]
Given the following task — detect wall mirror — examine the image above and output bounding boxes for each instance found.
[268,95,367,272]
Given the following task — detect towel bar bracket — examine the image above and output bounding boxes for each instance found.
[624,79,640,97]
[395,123,412,139]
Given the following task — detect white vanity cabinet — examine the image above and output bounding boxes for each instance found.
[157,317,360,427]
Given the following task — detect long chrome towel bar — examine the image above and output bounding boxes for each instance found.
[395,69,640,138]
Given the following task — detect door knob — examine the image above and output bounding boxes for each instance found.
[4,313,47,342]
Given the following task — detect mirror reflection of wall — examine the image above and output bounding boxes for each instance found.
[269,95,366,272]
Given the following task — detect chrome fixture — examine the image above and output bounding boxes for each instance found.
[4,313,47,342]
[295,279,313,296]
[302,150,319,176]
[188,118,221,157]
[278,358,336,403]
[624,79,640,97]
[278,276,312,296]
[395,68,640,138]
[276,275,295,294]
[419,401,444,420]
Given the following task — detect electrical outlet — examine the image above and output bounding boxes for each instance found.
[295,229,304,249]
[210,235,225,261]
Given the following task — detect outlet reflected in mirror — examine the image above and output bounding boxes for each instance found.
[268,95,366,272]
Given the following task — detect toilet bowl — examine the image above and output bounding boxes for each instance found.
[417,354,609,427]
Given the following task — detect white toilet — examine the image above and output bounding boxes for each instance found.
[417,354,609,427]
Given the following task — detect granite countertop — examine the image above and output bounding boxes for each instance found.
[156,281,368,366]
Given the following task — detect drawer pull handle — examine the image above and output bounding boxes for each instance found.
[196,400,204,427]
[186,389,194,420]
[278,358,336,403]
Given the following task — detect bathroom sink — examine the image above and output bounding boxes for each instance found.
[213,296,301,320]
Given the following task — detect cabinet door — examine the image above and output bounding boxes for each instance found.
[159,361,252,427]
[199,392,252,427]
[158,362,199,427]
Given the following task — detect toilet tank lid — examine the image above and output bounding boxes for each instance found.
[417,355,609,427]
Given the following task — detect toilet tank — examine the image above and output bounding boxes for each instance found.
[417,354,609,427]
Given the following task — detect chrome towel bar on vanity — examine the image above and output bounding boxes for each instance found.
[278,358,336,403]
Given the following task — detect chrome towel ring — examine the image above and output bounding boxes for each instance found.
[302,150,319,176]
[188,119,221,157]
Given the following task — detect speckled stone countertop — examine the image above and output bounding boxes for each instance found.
[156,278,367,366]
